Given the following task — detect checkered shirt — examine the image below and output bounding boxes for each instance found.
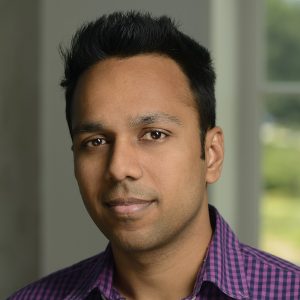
[8,205,300,300]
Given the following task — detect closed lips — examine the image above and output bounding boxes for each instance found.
[105,198,156,214]
[106,198,155,206]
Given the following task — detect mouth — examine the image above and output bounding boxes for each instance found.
[105,198,156,215]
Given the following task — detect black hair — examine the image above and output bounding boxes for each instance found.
[60,11,216,159]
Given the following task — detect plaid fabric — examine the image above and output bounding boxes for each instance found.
[8,205,300,300]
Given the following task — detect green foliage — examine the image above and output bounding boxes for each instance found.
[265,95,300,128]
[263,142,300,195]
[264,0,300,127]
[261,0,300,266]
[266,0,300,81]
[261,193,300,264]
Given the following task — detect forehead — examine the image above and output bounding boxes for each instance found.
[72,54,198,128]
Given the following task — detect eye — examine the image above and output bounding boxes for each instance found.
[84,137,107,148]
[142,130,168,141]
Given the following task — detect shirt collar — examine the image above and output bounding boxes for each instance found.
[65,205,250,300]
[63,246,117,300]
[193,205,250,299]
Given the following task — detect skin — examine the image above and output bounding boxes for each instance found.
[72,54,224,300]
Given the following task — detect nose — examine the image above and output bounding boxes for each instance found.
[105,138,143,182]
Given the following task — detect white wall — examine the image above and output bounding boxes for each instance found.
[210,0,261,245]
[0,1,39,297]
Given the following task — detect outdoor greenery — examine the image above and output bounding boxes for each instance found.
[261,0,300,264]
[265,95,300,128]
[264,0,300,196]
[267,0,300,81]
[263,142,300,196]
[260,193,300,264]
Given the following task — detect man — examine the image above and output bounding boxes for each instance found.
[9,11,300,300]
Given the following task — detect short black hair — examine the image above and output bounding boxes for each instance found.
[60,11,216,158]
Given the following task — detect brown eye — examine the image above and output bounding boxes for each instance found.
[142,130,168,141]
[85,137,106,148]
[150,131,163,139]
[92,138,103,146]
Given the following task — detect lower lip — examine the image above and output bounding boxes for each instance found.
[108,201,155,215]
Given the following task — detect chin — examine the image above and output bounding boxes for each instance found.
[109,230,164,254]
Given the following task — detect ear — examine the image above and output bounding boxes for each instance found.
[205,127,224,184]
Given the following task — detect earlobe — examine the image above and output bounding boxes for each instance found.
[205,127,224,184]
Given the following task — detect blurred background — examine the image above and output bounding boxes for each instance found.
[0,0,299,298]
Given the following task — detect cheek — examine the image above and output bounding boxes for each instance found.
[74,156,109,226]
[74,155,104,199]
[150,142,204,200]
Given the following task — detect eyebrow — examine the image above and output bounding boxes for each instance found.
[72,122,105,137]
[129,112,183,127]
[72,112,183,137]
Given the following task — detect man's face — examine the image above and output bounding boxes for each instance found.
[72,54,221,253]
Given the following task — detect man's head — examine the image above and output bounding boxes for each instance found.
[60,11,224,254]
[60,11,216,158]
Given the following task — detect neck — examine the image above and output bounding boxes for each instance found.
[112,204,212,300]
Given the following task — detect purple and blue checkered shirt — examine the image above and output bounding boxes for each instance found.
[8,205,300,299]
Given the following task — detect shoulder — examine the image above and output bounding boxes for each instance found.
[240,243,300,298]
[7,252,106,300]
[208,205,300,298]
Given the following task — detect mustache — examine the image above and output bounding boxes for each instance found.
[102,182,158,203]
